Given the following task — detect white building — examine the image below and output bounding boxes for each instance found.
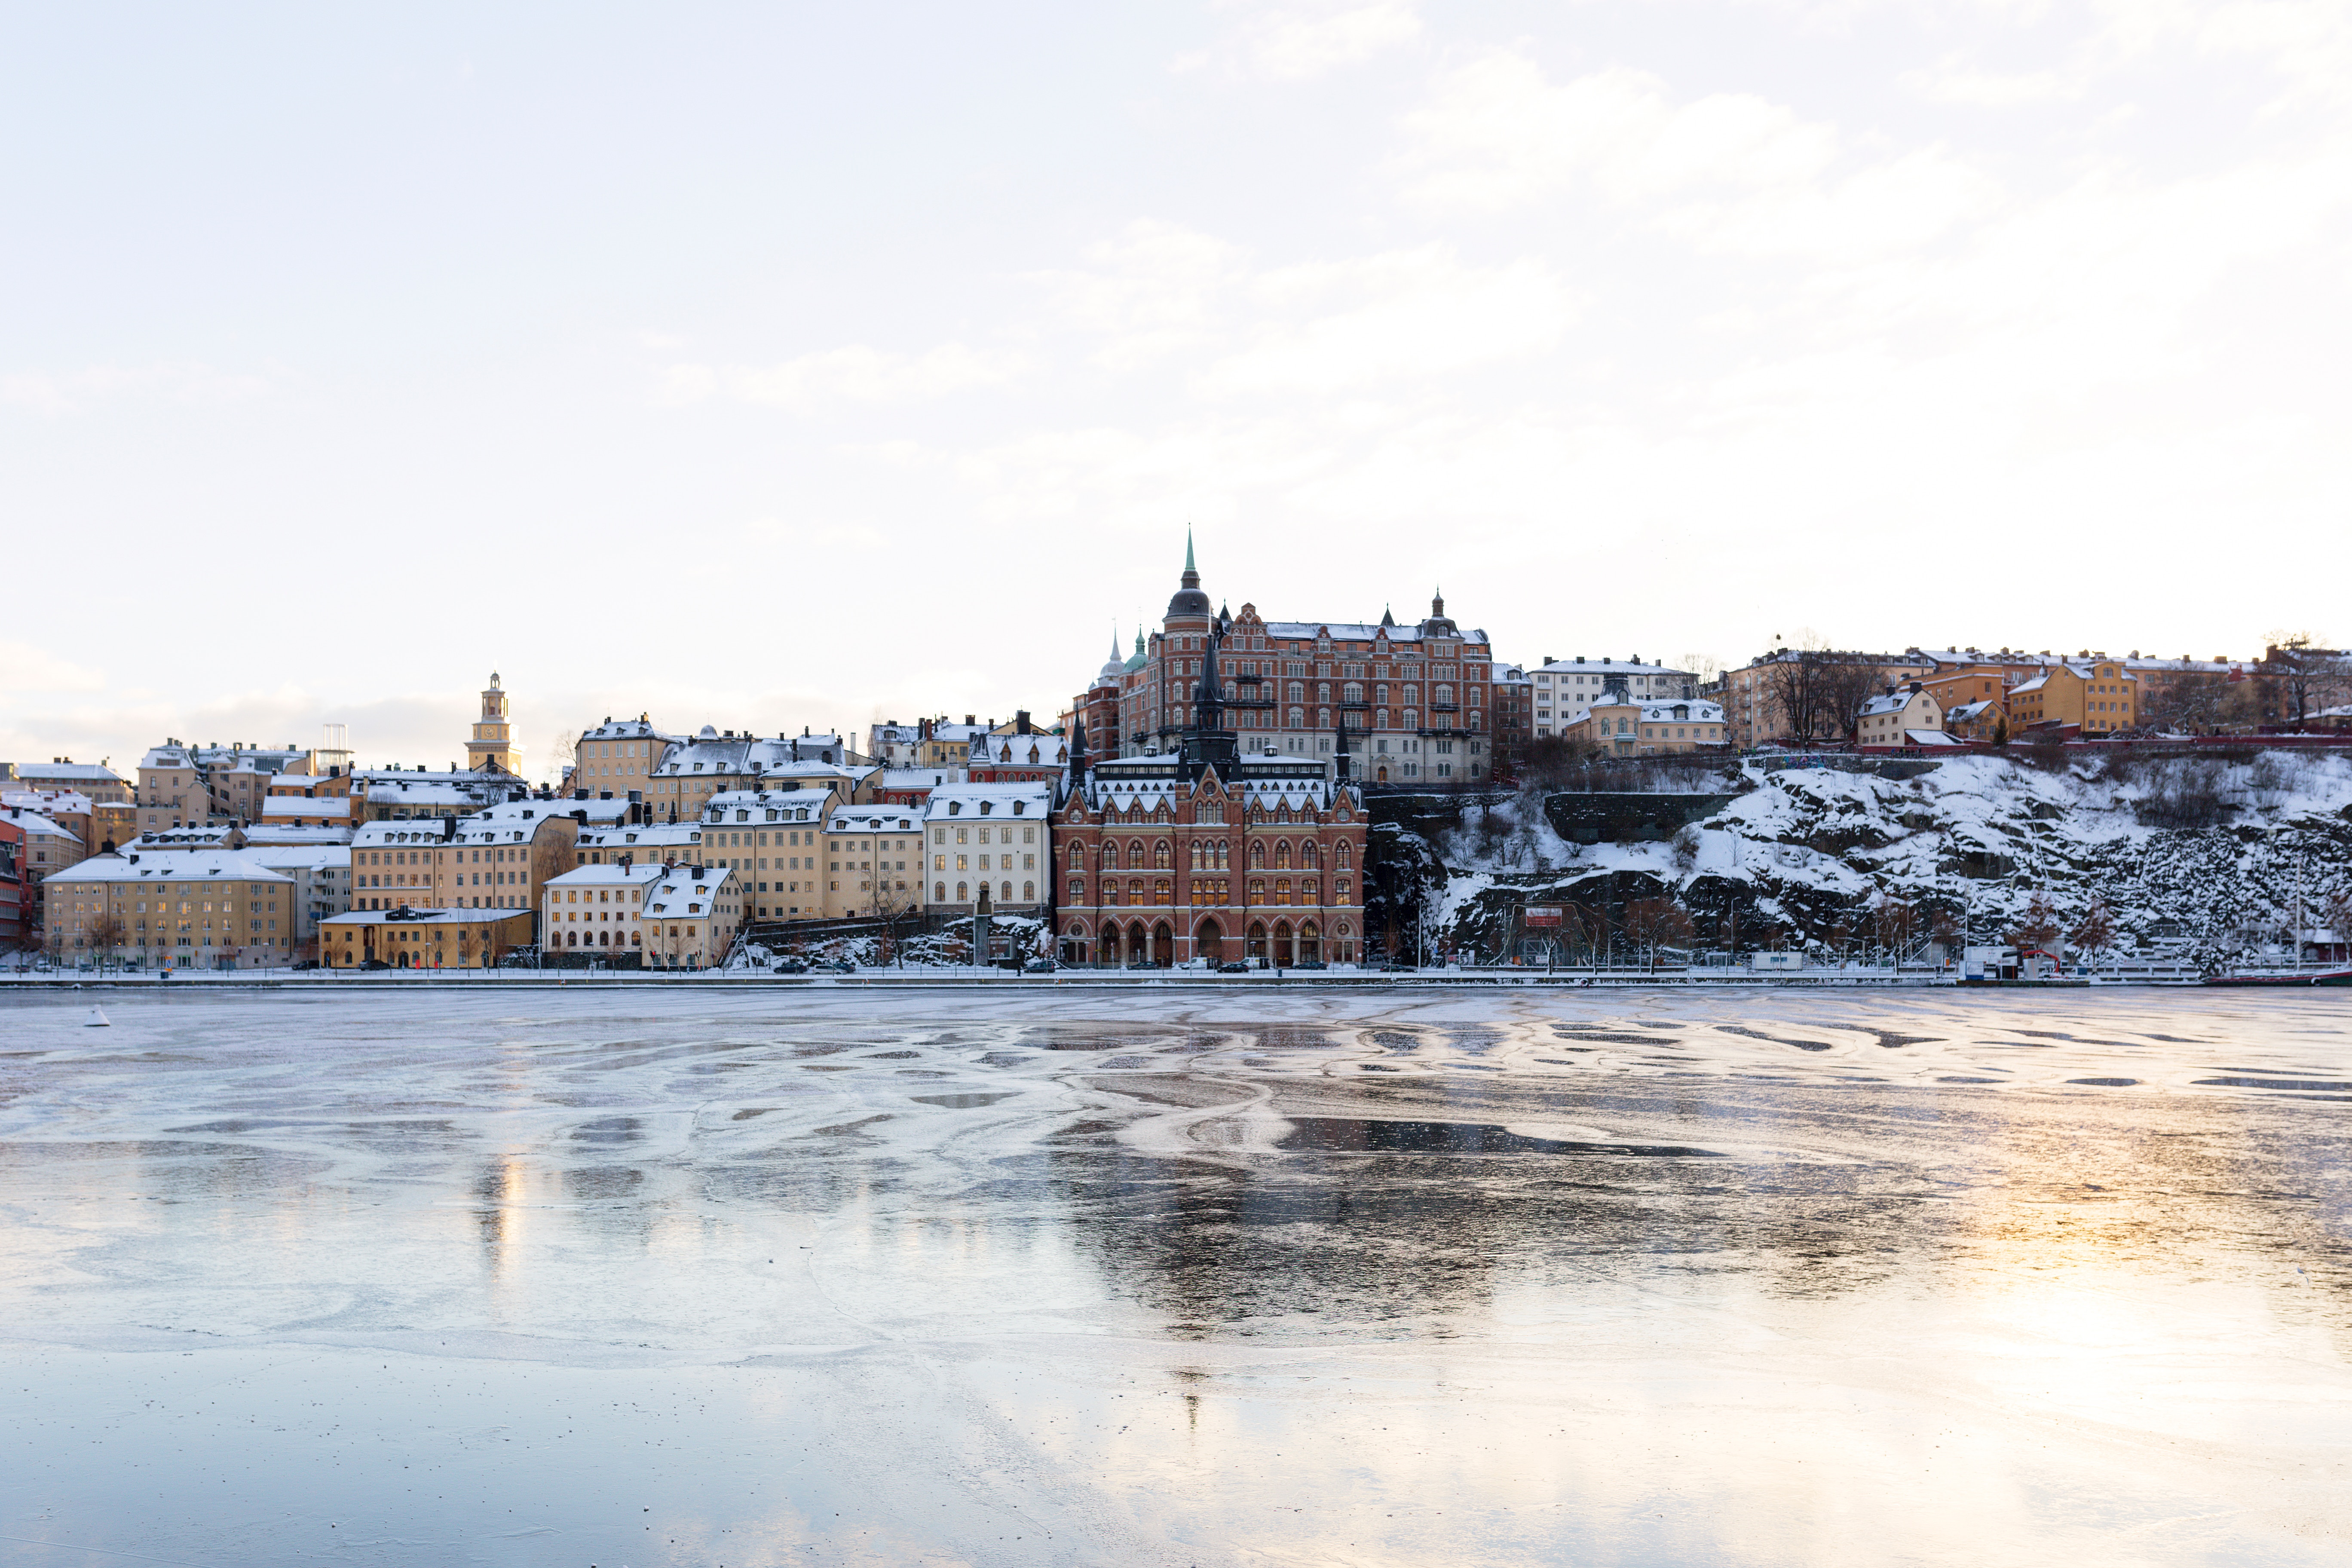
[643,865,741,969]
[920,783,1054,920]
[541,862,663,959]
[1528,657,1701,738]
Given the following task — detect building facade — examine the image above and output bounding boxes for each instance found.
[1076,545,1498,784]
[643,866,740,968]
[1562,698,1729,756]
[541,862,662,957]
[322,907,534,969]
[921,784,1052,923]
[44,852,300,968]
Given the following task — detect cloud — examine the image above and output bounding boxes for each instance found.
[1032,220,1250,371]
[1398,53,1999,260]
[1176,0,1422,82]
[0,361,272,413]
[0,643,108,696]
[660,343,1021,411]
[1037,224,1577,392]
[1201,248,1580,393]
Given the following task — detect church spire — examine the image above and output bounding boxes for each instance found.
[1184,525,1196,578]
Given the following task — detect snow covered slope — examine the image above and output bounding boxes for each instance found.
[1392,753,2352,962]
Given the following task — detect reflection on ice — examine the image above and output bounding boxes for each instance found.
[0,986,2347,1565]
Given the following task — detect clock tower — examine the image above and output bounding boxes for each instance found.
[467,674,521,775]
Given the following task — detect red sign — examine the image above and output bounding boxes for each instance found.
[1523,906,1564,927]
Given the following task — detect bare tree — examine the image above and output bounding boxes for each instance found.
[2259,633,2350,729]
[87,914,126,970]
[1872,898,1916,957]
[2070,901,2117,969]
[2009,892,2062,952]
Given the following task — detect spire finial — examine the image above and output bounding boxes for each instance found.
[1185,524,1195,575]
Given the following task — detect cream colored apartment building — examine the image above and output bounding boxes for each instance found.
[643,866,741,968]
[45,852,299,968]
[541,862,662,956]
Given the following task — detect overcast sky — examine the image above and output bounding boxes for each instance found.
[6,1,2347,781]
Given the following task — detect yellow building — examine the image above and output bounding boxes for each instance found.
[44,851,298,969]
[1563,698,1729,756]
[1856,684,1944,747]
[643,865,741,968]
[2008,659,2138,734]
[322,907,535,969]
[571,715,681,802]
[695,787,842,920]
[466,674,521,774]
[349,798,581,928]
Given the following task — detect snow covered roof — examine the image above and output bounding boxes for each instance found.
[322,907,527,927]
[1946,700,2000,721]
[241,824,355,847]
[1534,657,1695,679]
[646,865,734,915]
[1636,700,1725,722]
[5,789,93,814]
[1904,730,1964,747]
[9,761,124,785]
[261,795,350,819]
[917,783,1051,824]
[546,863,663,889]
[969,732,1069,768]
[126,843,350,874]
[579,821,702,852]
[1262,620,1491,646]
[580,717,684,744]
[1859,691,1932,718]
[879,768,961,790]
[704,787,836,823]
[355,820,457,847]
[54,854,293,887]
[127,825,238,848]
[365,782,481,807]
[3,809,80,842]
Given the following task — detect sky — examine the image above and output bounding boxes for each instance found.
[5,0,2349,782]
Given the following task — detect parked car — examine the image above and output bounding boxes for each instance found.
[289,959,321,972]
[774,958,808,975]
[1294,959,1327,971]
[1023,958,1059,973]
[1216,961,1251,974]
[357,958,392,972]
[825,959,856,974]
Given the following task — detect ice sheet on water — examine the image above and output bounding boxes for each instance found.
[1,986,2348,1566]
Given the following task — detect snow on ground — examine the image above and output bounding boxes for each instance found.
[1421,753,2352,959]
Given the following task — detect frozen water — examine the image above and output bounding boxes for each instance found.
[2,987,2348,1565]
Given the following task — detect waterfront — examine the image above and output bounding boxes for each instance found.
[2,989,2346,1565]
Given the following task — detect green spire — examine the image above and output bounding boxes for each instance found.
[1184,525,1195,575]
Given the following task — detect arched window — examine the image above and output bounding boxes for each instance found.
[1154,879,1171,906]
[1274,840,1291,870]
[1301,841,1320,869]
[956,882,968,900]
[1343,683,1363,704]
[1377,708,1390,728]
[1435,683,1454,704]
[1287,707,1305,728]
[1275,879,1292,905]
[1249,880,1265,902]
[1001,882,1013,903]
[1317,707,1331,729]
[1336,840,1351,868]
[1218,839,1229,867]
[1069,844,1084,869]
[1404,709,1418,729]
[1023,881,1034,901]
[1129,839,1145,866]
[1190,841,1204,870]
[1155,841,1171,869]
[935,882,946,900]
[1103,843,1120,870]
[1287,681,1305,703]
[1303,879,1318,903]
[1128,879,1145,903]
[1249,842,1265,869]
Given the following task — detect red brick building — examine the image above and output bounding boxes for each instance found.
[1074,541,1500,786]
[1056,547,1370,968]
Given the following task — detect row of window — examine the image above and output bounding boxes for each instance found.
[1064,877,1349,906]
